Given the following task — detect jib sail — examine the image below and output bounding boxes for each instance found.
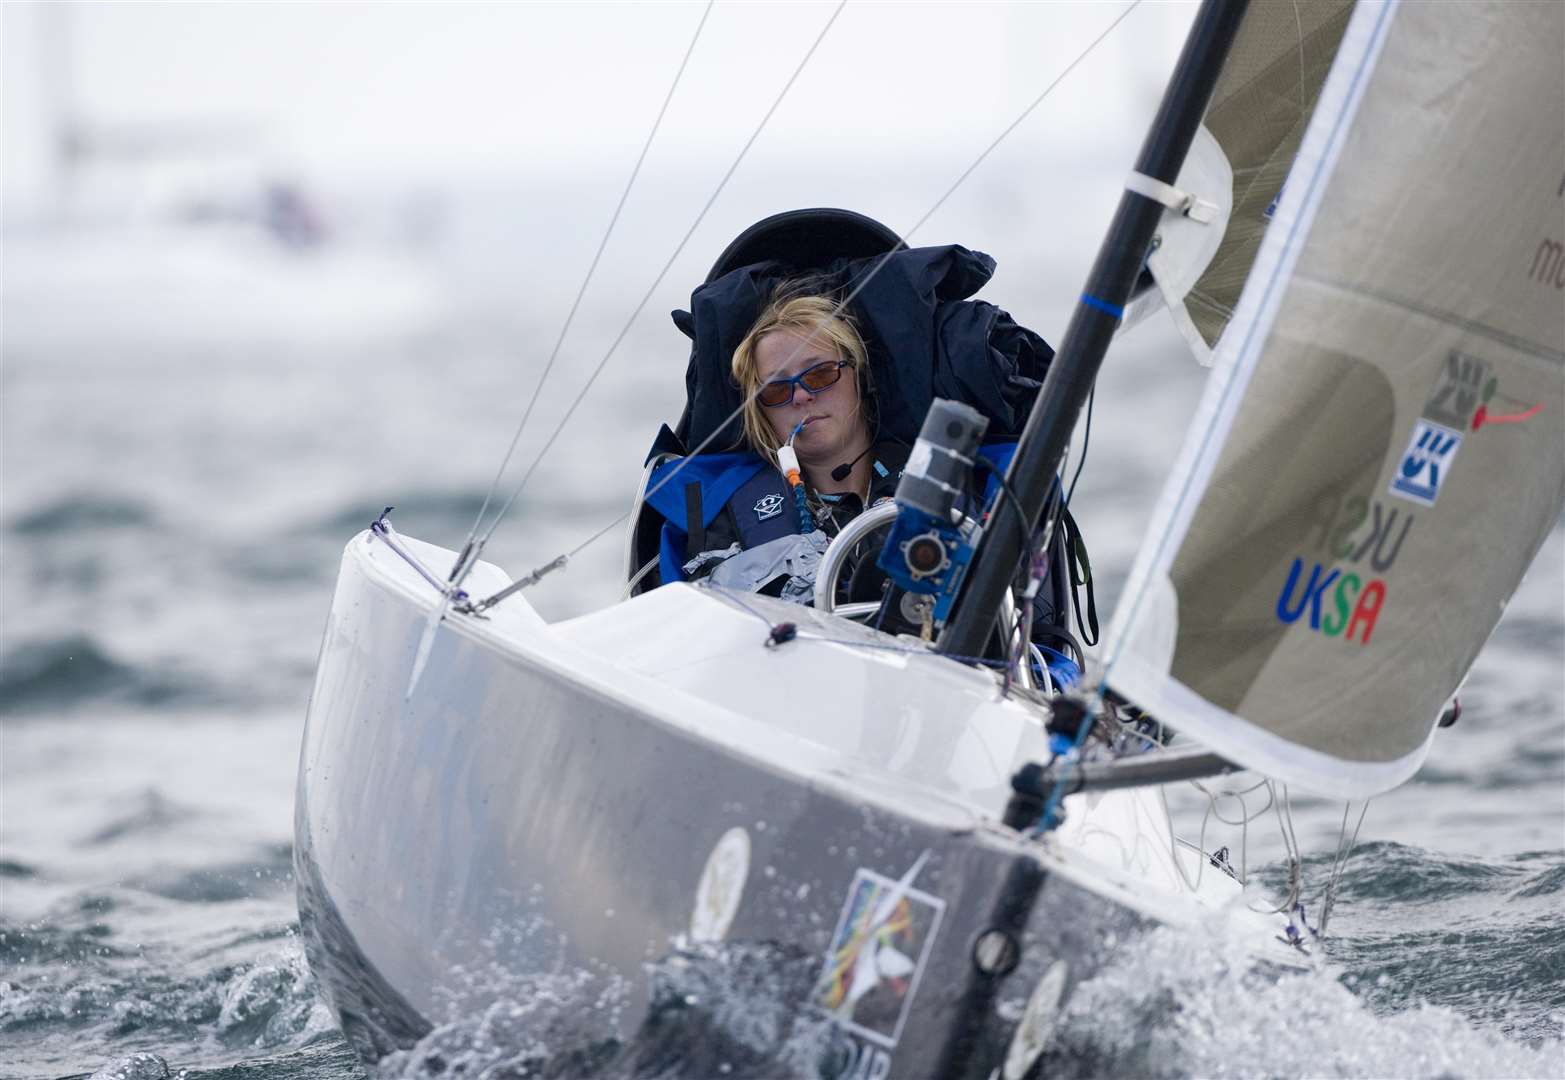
[1118,0,1355,360]
[1101,0,1565,799]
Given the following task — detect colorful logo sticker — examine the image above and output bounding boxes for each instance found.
[1388,350,1544,508]
[815,856,945,1050]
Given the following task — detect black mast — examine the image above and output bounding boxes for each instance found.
[936,0,1250,662]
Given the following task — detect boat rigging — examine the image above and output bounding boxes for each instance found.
[296,2,1565,1075]
[441,1,1142,625]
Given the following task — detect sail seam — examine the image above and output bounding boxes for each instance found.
[1294,271,1565,365]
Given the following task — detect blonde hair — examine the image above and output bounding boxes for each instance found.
[730,292,871,463]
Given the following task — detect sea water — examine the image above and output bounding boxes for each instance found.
[2,213,1561,1080]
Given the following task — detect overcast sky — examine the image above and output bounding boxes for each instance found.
[3,1,1198,202]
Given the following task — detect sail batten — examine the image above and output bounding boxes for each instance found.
[1102,0,1565,799]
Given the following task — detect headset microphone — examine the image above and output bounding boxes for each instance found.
[831,444,875,483]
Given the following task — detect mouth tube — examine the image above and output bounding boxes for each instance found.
[780,420,812,532]
[779,418,811,485]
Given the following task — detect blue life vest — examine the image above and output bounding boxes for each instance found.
[646,453,780,587]
[643,439,1091,678]
[646,442,1023,586]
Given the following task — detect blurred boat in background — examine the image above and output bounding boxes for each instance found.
[2,3,449,353]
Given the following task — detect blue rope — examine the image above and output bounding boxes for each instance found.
[794,484,813,533]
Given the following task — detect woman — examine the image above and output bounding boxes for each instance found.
[732,291,880,512]
[635,210,1088,679]
[678,287,909,600]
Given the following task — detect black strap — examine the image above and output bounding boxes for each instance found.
[1032,622,1086,666]
[684,483,705,562]
[1062,507,1099,647]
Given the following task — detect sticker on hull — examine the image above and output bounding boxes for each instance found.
[691,827,750,943]
[814,856,945,1050]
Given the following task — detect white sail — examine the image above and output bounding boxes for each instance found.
[1102,0,1565,799]
[1119,0,1354,359]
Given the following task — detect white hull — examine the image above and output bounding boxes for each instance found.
[295,531,1276,1075]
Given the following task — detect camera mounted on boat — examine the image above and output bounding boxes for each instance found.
[876,398,990,622]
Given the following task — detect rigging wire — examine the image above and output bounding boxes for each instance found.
[1189,775,1272,881]
[1253,781,1305,917]
[460,1,849,583]
[1159,783,1211,895]
[451,0,716,583]
[1317,798,1369,937]
[471,0,1144,611]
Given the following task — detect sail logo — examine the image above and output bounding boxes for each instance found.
[1389,419,1463,507]
[1421,350,1489,430]
[1276,559,1386,644]
[1388,350,1543,508]
[1280,494,1414,645]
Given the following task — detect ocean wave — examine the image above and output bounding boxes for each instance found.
[1,942,335,1069]
[0,920,127,967]
[1246,846,1565,1044]
[374,941,839,1080]
[8,494,159,537]
[82,789,200,847]
[1507,860,1565,900]
[88,1052,173,1080]
[1331,915,1565,1044]
[213,948,336,1049]
[130,846,295,904]
[1038,919,1565,1079]
[0,636,218,716]
[1281,840,1523,904]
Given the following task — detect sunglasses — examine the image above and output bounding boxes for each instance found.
[757,360,853,408]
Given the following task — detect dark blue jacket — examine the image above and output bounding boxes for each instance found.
[670,245,1053,455]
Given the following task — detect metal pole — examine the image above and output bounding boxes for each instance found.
[937,0,1250,661]
[1014,746,1238,799]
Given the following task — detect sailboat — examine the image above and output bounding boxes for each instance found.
[3,3,447,352]
[294,2,1564,1076]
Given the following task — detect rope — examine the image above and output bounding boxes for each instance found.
[452,0,715,583]
[468,0,1144,611]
